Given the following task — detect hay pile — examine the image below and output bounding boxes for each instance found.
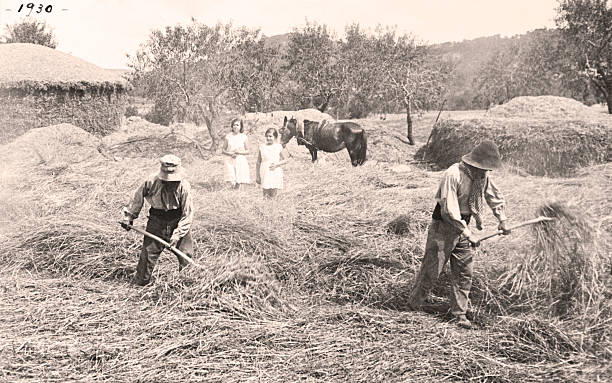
[421,96,611,176]
[489,96,603,119]
[420,117,610,176]
[100,118,211,162]
[0,123,104,188]
[0,43,126,89]
[2,123,102,163]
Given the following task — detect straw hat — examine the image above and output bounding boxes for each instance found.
[157,154,183,181]
[462,140,502,170]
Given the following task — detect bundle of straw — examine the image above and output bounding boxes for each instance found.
[497,201,606,318]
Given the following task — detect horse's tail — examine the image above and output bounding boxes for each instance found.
[358,129,367,165]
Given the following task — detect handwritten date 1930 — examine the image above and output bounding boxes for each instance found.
[17,3,53,15]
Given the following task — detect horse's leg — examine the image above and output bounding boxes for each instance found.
[348,147,359,166]
[345,136,362,166]
[358,131,367,165]
[310,148,318,163]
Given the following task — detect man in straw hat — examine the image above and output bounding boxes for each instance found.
[121,154,195,286]
[409,140,511,329]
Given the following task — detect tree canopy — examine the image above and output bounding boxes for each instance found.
[128,19,282,150]
[2,19,57,48]
[556,0,612,113]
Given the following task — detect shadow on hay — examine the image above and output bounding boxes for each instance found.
[312,253,420,311]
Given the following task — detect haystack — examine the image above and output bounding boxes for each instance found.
[420,97,611,176]
[0,123,103,179]
[488,96,604,119]
[0,43,128,143]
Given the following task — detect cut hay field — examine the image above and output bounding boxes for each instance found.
[0,109,610,382]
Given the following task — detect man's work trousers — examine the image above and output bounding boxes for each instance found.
[409,219,473,316]
[134,215,194,285]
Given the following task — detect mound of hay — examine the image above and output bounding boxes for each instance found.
[420,117,610,176]
[0,123,104,179]
[488,96,602,119]
[100,119,211,162]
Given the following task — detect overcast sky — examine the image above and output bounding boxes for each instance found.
[0,0,559,69]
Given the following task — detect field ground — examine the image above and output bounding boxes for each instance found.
[0,109,610,382]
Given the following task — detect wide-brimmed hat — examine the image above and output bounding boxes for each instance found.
[462,140,502,170]
[157,154,183,181]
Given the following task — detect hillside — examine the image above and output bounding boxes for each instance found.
[261,30,563,111]
[430,35,516,110]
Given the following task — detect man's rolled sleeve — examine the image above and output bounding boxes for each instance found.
[485,177,507,222]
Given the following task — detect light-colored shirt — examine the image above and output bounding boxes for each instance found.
[124,174,194,239]
[435,163,507,236]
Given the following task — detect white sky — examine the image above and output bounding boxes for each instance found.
[0,0,559,69]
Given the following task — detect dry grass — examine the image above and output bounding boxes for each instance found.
[0,114,610,382]
[0,43,127,89]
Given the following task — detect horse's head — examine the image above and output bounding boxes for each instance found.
[280,116,298,146]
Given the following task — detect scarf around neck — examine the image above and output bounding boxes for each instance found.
[459,161,486,228]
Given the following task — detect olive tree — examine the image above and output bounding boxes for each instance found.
[129,19,281,151]
[556,0,612,113]
[375,28,452,145]
[284,22,346,112]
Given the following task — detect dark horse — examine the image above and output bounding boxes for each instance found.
[280,116,367,166]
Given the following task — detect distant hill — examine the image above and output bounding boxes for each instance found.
[263,33,290,49]
[261,31,530,110]
[430,34,518,110]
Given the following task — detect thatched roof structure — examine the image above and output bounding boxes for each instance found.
[0,43,127,91]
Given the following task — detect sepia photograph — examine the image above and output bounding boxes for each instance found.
[0,0,610,381]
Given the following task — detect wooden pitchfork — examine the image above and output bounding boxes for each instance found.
[119,222,202,269]
[476,216,554,243]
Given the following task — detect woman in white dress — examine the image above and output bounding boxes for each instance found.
[256,128,290,198]
[222,118,250,189]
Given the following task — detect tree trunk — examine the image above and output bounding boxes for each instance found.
[606,79,612,114]
[405,102,414,145]
[204,116,220,152]
[317,93,332,112]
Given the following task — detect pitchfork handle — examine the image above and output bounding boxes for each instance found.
[119,222,200,268]
[477,216,554,243]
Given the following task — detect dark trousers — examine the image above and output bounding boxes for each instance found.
[134,214,194,285]
[409,219,473,316]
